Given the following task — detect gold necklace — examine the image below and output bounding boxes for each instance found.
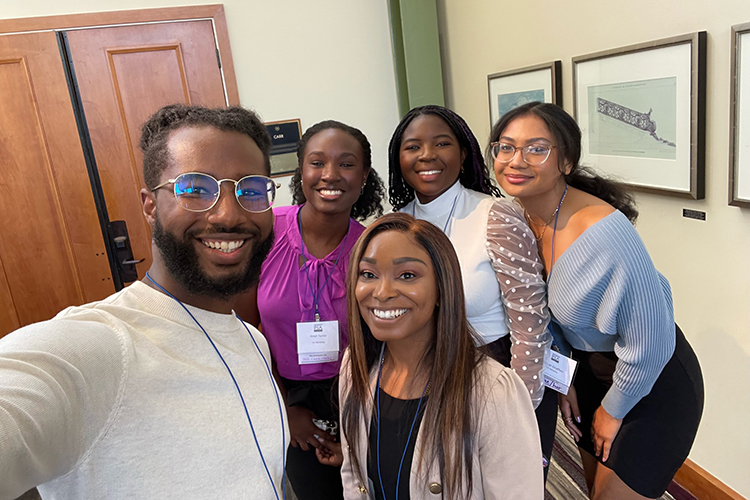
[524,187,568,242]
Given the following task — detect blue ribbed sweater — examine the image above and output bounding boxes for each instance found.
[548,210,675,419]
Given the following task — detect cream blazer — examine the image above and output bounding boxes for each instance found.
[339,352,544,500]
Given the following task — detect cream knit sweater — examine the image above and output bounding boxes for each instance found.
[0,281,288,499]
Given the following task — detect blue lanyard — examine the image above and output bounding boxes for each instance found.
[145,272,286,500]
[296,208,350,321]
[412,192,460,235]
[547,184,568,280]
[375,345,430,500]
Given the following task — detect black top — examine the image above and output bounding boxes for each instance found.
[367,388,428,500]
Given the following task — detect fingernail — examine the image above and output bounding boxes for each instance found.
[576,416,581,423]
[313,434,320,440]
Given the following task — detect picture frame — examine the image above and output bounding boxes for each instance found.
[265,118,302,178]
[573,32,706,199]
[487,61,562,128]
[730,22,750,208]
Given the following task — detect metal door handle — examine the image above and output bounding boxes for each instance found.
[121,258,145,265]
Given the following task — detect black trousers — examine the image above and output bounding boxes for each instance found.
[281,377,344,500]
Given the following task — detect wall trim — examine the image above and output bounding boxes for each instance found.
[0,4,239,105]
[386,0,444,114]
[674,459,747,500]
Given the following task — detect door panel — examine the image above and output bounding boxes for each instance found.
[66,20,228,281]
[0,31,114,336]
[0,255,20,333]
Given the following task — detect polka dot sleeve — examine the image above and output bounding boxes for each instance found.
[486,199,551,408]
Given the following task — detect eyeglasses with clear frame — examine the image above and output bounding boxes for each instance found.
[151,172,280,213]
[490,142,557,166]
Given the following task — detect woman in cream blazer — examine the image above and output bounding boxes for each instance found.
[327,213,544,500]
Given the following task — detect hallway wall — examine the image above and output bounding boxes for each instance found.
[437,0,750,496]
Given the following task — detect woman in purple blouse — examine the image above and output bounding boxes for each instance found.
[236,120,384,500]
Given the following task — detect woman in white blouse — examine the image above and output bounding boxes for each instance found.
[387,105,557,475]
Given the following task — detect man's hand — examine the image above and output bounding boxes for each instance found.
[286,406,334,452]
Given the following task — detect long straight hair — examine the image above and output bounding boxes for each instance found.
[342,212,482,499]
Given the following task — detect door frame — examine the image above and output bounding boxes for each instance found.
[0,4,240,105]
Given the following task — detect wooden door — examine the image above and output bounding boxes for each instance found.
[65,20,229,281]
[0,31,114,336]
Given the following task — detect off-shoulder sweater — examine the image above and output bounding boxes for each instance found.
[548,210,675,419]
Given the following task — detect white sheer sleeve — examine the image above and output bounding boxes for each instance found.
[486,199,551,408]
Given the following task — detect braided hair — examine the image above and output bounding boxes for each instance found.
[388,105,502,210]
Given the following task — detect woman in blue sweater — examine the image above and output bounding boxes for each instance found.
[487,102,703,500]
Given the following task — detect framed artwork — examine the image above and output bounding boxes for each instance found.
[265,119,302,178]
[730,22,750,208]
[487,61,562,127]
[573,32,706,199]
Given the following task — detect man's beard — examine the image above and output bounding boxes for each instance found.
[152,216,274,300]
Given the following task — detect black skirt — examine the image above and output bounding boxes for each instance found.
[570,325,704,498]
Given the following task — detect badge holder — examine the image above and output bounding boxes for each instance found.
[296,316,340,365]
[543,348,579,395]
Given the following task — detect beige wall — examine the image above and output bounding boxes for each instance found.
[0,0,401,207]
[437,0,750,496]
[3,0,749,494]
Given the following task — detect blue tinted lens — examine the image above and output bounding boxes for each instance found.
[237,176,275,212]
[174,173,219,210]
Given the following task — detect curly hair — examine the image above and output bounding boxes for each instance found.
[487,102,638,222]
[140,104,271,189]
[388,105,502,210]
[290,120,384,221]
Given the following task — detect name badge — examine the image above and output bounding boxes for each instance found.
[543,349,578,395]
[296,320,340,365]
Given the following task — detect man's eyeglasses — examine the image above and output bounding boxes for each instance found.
[151,172,279,213]
[490,142,556,166]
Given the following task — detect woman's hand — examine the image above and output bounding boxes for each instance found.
[591,405,623,462]
[558,385,582,442]
[286,405,334,451]
[315,439,343,467]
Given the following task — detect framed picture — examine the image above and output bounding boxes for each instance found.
[573,32,706,199]
[730,22,750,208]
[265,119,302,178]
[487,61,562,127]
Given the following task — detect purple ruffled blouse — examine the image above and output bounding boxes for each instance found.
[257,204,365,380]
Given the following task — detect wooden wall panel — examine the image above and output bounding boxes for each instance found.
[0,255,20,335]
[0,55,83,325]
[0,31,114,336]
[0,5,239,105]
